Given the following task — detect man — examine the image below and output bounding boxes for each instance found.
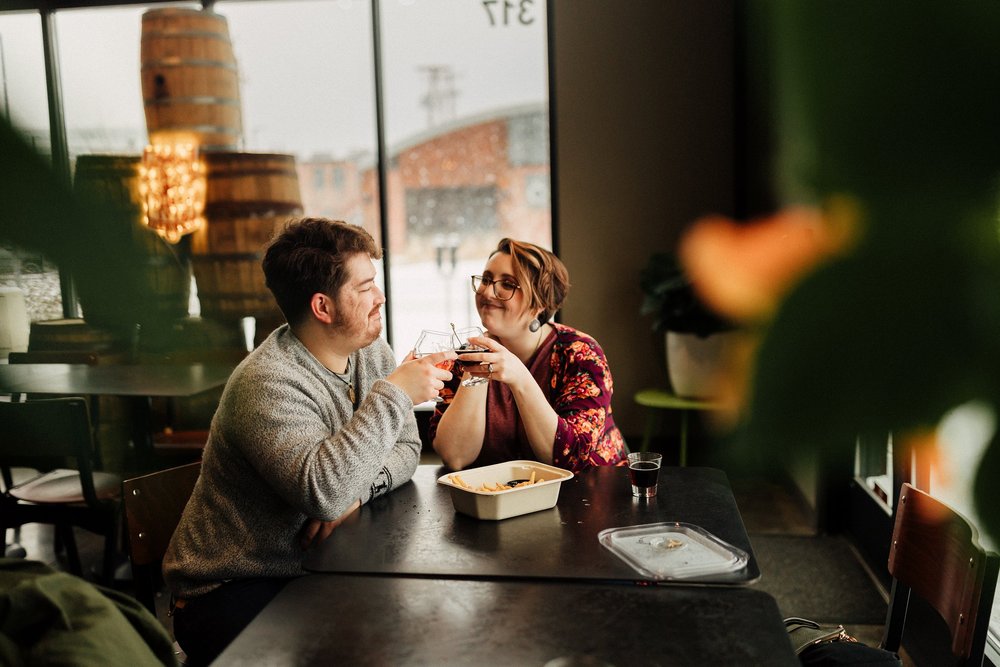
[163,218,454,664]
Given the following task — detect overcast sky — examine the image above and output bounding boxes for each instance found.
[1,0,548,157]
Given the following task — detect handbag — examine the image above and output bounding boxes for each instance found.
[784,617,902,667]
[784,617,857,654]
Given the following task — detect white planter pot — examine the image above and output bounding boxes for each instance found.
[666,331,734,399]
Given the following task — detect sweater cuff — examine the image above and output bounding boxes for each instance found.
[369,378,411,411]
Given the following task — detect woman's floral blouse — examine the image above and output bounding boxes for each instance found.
[429,323,627,472]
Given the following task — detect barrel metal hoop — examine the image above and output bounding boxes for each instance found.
[144,96,242,107]
[142,58,238,70]
[204,169,297,178]
[148,124,243,136]
[141,29,230,41]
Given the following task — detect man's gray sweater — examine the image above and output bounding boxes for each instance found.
[163,324,421,599]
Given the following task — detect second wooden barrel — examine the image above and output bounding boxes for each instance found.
[141,7,243,150]
[72,154,192,324]
[191,152,302,322]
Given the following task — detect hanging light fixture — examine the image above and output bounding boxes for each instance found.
[138,141,206,243]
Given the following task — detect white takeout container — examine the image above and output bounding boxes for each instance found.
[437,460,574,520]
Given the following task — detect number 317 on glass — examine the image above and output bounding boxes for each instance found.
[482,0,535,26]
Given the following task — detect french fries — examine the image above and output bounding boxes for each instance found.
[448,471,544,493]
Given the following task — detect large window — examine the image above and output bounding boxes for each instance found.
[379,0,550,354]
[0,0,551,358]
[0,12,62,326]
[57,6,147,156]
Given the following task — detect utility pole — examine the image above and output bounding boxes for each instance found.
[418,65,458,128]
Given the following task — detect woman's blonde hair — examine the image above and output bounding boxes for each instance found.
[492,238,570,323]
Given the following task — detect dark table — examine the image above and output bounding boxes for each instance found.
[0,363,233,398]
[303,464,760,585]
[214,574,797,666]
[0,362,234,468]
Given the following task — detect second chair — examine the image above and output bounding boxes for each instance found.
[0,396,121,583]
[122,460,201,615]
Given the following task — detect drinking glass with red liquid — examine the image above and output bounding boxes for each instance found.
[627,452,662,498]
[414,330,456,402]
[414,326,489,400]
[449,325,490,387]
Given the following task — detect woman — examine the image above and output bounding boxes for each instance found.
[429,238,627,472]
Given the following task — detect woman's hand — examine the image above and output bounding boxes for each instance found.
[460,335,532,390]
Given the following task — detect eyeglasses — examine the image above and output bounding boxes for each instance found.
[471,274,521,301]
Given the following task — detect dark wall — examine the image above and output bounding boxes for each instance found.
[550,0,737,436]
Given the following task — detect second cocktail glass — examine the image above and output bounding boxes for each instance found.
[450,325,489,387]
[413,325,489,396]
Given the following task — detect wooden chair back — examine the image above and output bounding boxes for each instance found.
[122,461,201,613]
[0,397,100,503]
[882,482,1000,665]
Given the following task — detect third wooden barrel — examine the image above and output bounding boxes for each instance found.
[141,7,243,150]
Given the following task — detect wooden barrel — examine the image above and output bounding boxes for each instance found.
[72,154,143,213]
[135,228,193,320]
[140,8,242,150]
[28,318,126,353]
[201,152,303,214]
[191,152,302,322]
[72,155,192,323]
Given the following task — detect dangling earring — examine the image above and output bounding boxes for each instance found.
[529,318,541,332]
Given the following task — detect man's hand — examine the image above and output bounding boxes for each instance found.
[299,498,362,550]
[386,350,457,404]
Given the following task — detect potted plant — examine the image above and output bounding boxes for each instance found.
[639,253,735,398]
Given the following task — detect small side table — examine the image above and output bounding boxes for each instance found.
[634,388,718,465]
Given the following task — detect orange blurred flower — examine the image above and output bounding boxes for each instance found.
[679,198,860,430]
[679,198,859,324]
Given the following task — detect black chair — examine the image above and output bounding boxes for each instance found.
[881,482,999,666]
[6,349,122,460]
[122,461,201,615]
[0,397,121,583]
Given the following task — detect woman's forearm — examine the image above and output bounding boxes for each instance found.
[431,384,488,469]
[509,378,558,465]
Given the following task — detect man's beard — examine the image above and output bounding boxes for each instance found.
[332,305,381,345]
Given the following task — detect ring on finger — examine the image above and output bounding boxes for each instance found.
[487,362,494,373]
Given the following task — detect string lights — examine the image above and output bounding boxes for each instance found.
[138,141,206,243]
